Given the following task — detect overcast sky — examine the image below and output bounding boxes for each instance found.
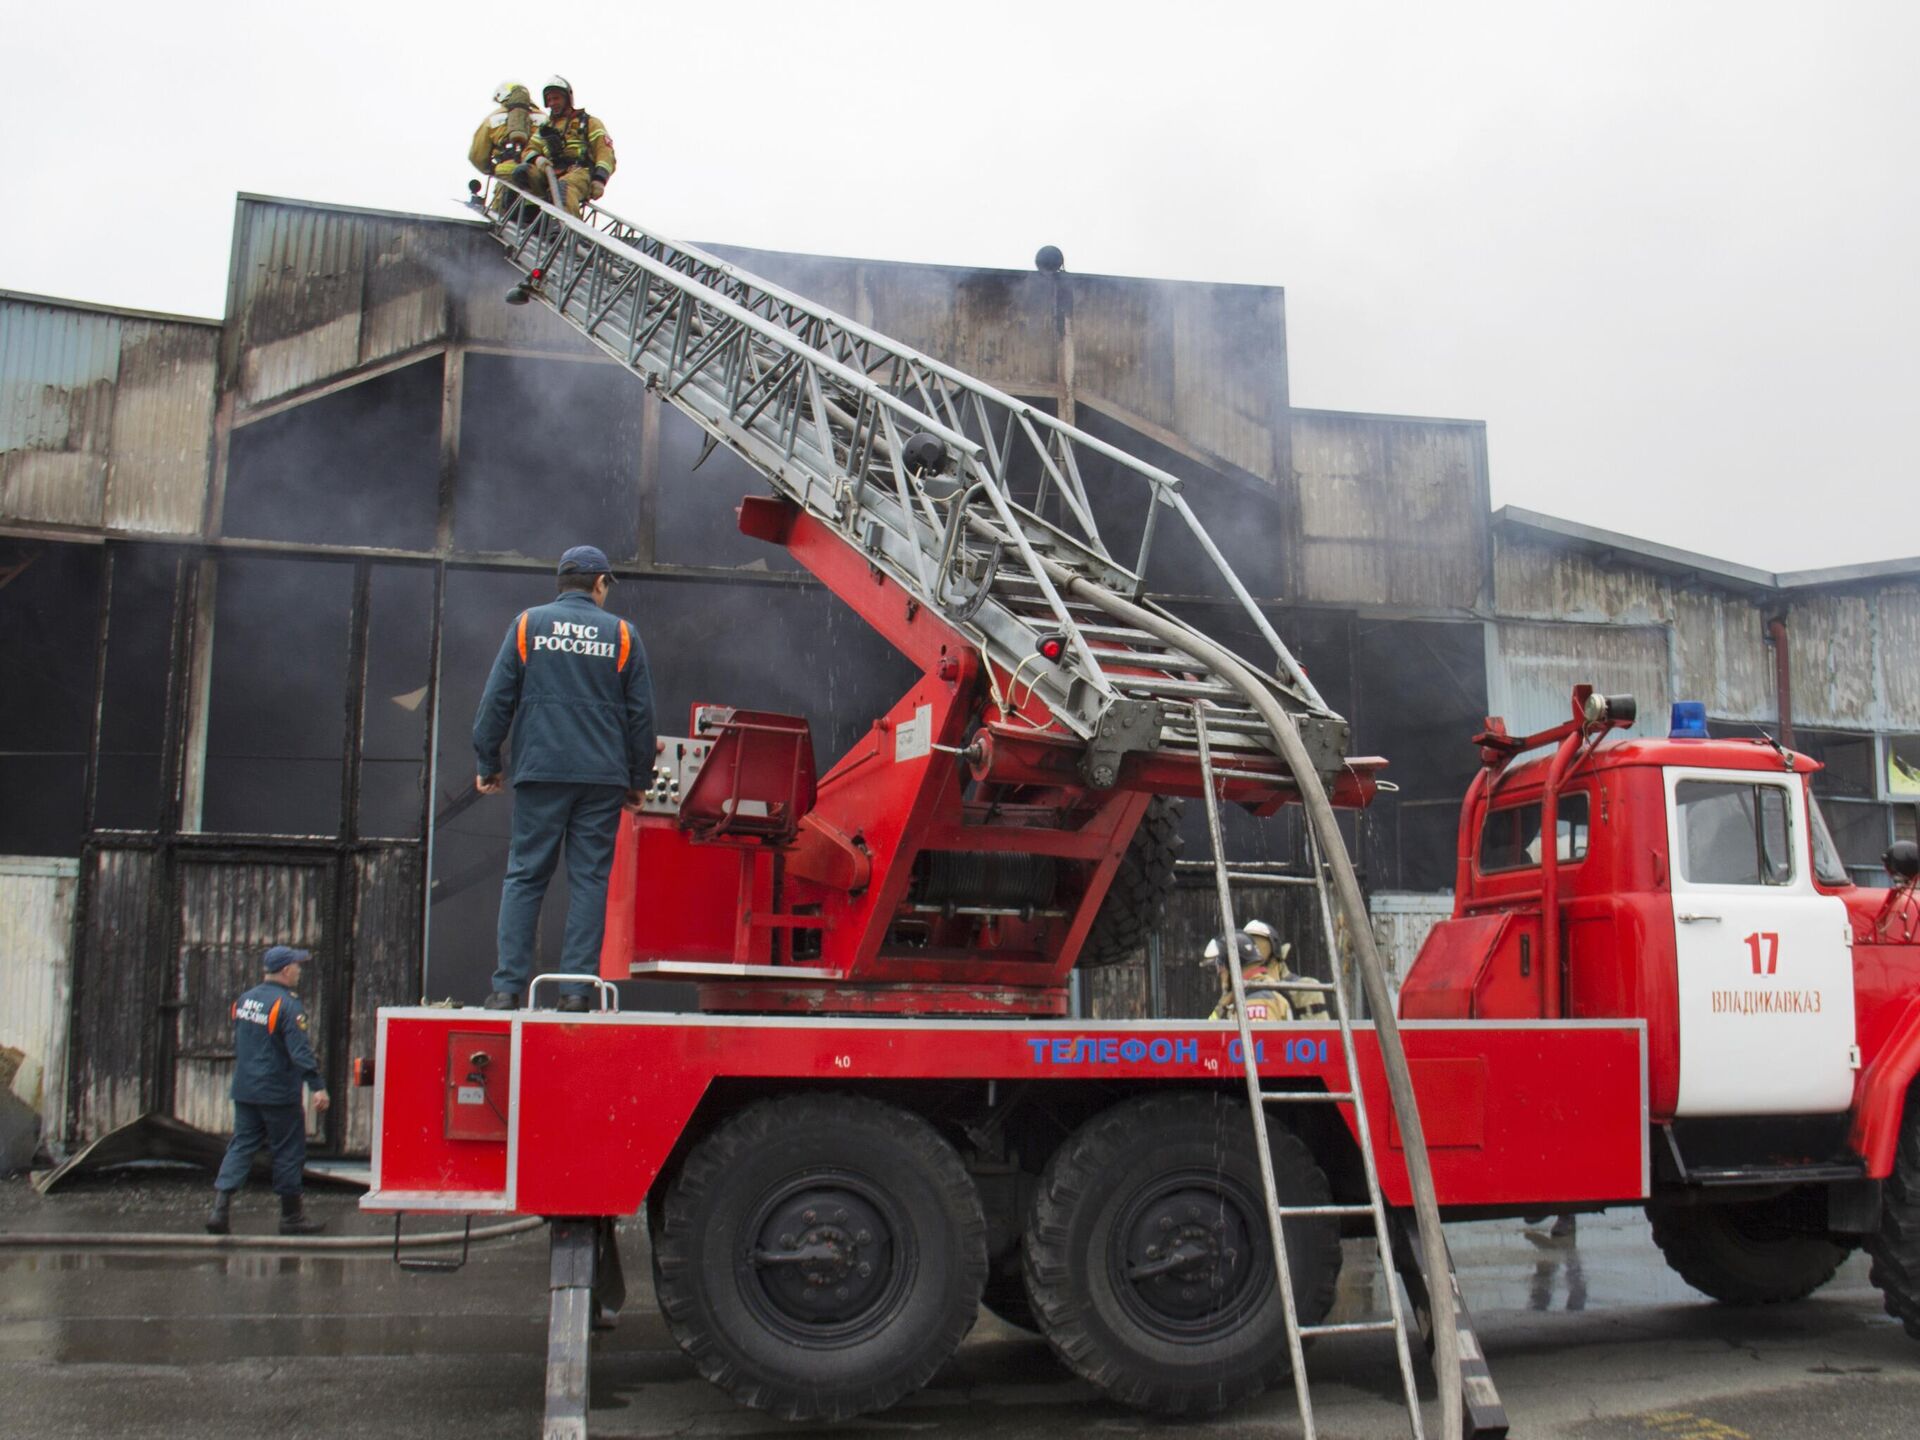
[11,2,1916,571]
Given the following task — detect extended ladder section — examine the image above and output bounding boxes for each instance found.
[483,189,1354,791]
[479,183,1466,1436]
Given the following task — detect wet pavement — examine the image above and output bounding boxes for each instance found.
[3,1173,1916,1438]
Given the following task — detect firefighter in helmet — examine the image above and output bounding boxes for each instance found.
[470,82,542,212]
[1243,917,1328,1020]
[1207,933,1294,1022]
[514,75,615,217]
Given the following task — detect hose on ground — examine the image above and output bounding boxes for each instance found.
[0,1216,545,1253]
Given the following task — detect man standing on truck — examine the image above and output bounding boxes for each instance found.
[204,946,329,1236]
[474,545,655,1013]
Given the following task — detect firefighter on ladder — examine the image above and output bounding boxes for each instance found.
[511,75,615,217]
[1206,920,1329,1021]
[470,81,541,212]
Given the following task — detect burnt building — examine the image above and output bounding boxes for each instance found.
[2,194,1907,1158]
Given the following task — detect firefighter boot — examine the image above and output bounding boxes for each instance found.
[278,1193,326,1236]
[205,1189,233,1235]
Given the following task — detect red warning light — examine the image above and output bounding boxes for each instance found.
[1038,635,1065,662]
[530,267,544,281]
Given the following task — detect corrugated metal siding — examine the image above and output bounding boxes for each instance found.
[1877,585,1920,730]
[1493,533,1672,624]
[171,859,331,1137]
[230,203,368,404]
[106,320,216,533]
[1368,892,1454,1010]
[1,299,119,525]
[0,297,215,535]
[344,848,421,1153]
[70,847,160,1140]
[1787,592,1876,729]
[1673,590,1773,724]
[1294,410,1488,609]
[1488,621,1670,739]
[0,857,78,1140]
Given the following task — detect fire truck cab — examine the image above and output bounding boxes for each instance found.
[1401,689,1920,1324]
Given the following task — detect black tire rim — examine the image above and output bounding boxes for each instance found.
[738,1169,915,1346]
[1107,1170,1274,1342]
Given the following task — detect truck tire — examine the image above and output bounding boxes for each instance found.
[1022,1092,1340,1415]
[653,1093,988,1420]
[1648,1197,1848,1305]
[1078,796,1184,969]
[1866,1086,1920,1340]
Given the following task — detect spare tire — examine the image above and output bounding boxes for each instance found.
[1077,796,1183,968]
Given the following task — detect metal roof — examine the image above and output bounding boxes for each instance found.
[1495,505,1920,595]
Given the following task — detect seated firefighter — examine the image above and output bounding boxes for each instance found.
[514,74,614,217]
[470,81,541,211]
[1205,922,1328,1022]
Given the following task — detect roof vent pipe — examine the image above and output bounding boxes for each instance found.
[1768,615,1794,748]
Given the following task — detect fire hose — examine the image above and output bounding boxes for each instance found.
[1032,554,1465,1440]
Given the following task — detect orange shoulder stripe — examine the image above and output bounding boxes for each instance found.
[516,612,529,663]
[268,998,282,1034]
[618,620,631,673]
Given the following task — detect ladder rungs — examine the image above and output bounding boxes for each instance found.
[1275,1203,1376,1218]
[1260,1090,1355,1104]
[1116,676,1240,699]
[1297,1319,1401,1338]
[1221,871,1320,888]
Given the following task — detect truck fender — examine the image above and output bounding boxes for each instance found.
[1851,993,1920,1177]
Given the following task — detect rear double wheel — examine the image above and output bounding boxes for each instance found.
[1867,1085,1920,1339]
[652,1094,988,1421]
[1022,1092,1342,1415]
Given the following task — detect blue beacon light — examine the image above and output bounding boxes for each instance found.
[1670,702,1709,739]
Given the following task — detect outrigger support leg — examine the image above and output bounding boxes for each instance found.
[544,1218,603,1440]
[1389,1212,1510,1439]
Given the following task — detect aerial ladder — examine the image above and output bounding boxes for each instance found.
[473,181,1475,1439]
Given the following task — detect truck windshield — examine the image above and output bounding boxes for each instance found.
[1807,792,1852,887]
[1479,792,1589,873]
[1674,780,1793,885]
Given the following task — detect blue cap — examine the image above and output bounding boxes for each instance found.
[557,545,613,576]
[263,945,311,973]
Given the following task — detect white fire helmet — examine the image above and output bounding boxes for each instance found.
[543,74,574,102]
[1203,936,1220,962]
[1242,918,1278,943]
[493,81,523,104]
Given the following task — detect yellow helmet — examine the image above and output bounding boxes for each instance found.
[493,81,532,106]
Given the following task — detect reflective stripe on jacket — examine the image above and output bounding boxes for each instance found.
[231,980,323,1105]
[472,591,656,788]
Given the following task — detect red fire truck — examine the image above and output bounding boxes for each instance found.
[369,184,1920,1437]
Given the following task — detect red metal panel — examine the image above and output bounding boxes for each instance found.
[367,1012,1646,1215]
[373,1017,511,1197]
[443,1030,511,1142]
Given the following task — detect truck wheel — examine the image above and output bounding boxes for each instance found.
[653,1094,988,1420]
[1023,1092,1341,1415]
[1648,1197,1848,1305]
[1078,796,1183,969]
[1867,1087,1920,1340]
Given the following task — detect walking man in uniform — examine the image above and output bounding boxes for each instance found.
[205,946,329,1236]
[474,545,656,1012]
